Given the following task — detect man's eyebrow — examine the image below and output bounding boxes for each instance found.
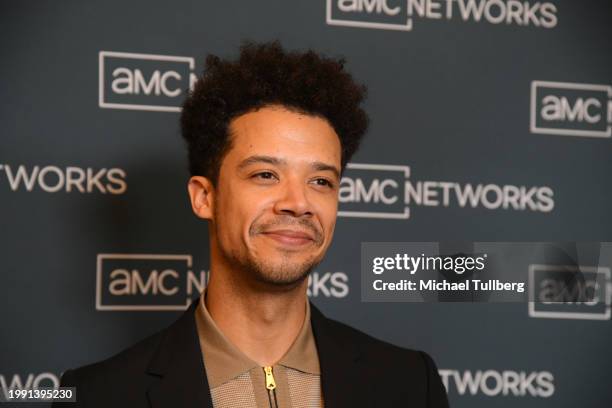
[237,155,340,179]
[237,155,287,170]
[312,161,340,180]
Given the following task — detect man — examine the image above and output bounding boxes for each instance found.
[55,41,449,407]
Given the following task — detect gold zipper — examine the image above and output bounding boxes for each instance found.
[264,366,276,390]
[263,366,278,408]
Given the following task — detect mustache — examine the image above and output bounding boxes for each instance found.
[250,217,324,244]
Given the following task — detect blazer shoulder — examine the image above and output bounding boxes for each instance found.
[322,313,422,358]
[59,328,165,387]
[320,315,449,407]
[53,329,167,408]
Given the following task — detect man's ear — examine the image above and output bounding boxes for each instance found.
[187,176,215,220]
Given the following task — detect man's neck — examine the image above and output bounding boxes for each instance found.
[204,268,309,367]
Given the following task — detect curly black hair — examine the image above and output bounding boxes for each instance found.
[180,40,369,185]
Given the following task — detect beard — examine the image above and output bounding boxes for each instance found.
[228,247,321,288]
[215,209,326,288]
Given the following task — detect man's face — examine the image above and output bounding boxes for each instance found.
[211,105,341,288]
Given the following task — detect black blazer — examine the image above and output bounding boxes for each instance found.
[53,297,449,407]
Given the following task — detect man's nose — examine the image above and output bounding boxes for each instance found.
[273,179,313,217]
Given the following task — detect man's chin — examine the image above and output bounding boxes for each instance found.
[258,275,308,289]
[248,260,316,288]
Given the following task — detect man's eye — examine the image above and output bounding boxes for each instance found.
[253,172,276,180]
[313,178,334,188]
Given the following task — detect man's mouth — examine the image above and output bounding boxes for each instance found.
[261,229,315,247]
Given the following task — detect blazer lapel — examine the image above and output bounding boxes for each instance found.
[309,302,372,408]
[146,297,213,408]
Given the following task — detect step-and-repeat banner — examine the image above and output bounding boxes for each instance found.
[1,1,611,407]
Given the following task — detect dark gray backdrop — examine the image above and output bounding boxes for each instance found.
[1,1,611,407]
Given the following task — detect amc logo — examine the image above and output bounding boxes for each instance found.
[96,254,207,311]
[338,163,411,219]
[528,264,611,320]
[99,51,198,112]
[326,0,411,31]
[530,80,612,138]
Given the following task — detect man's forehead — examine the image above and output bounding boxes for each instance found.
[226,106,341,164]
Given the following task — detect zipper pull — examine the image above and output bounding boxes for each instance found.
[263,366,276,390]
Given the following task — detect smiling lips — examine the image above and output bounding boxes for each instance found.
[261,229,315,247]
